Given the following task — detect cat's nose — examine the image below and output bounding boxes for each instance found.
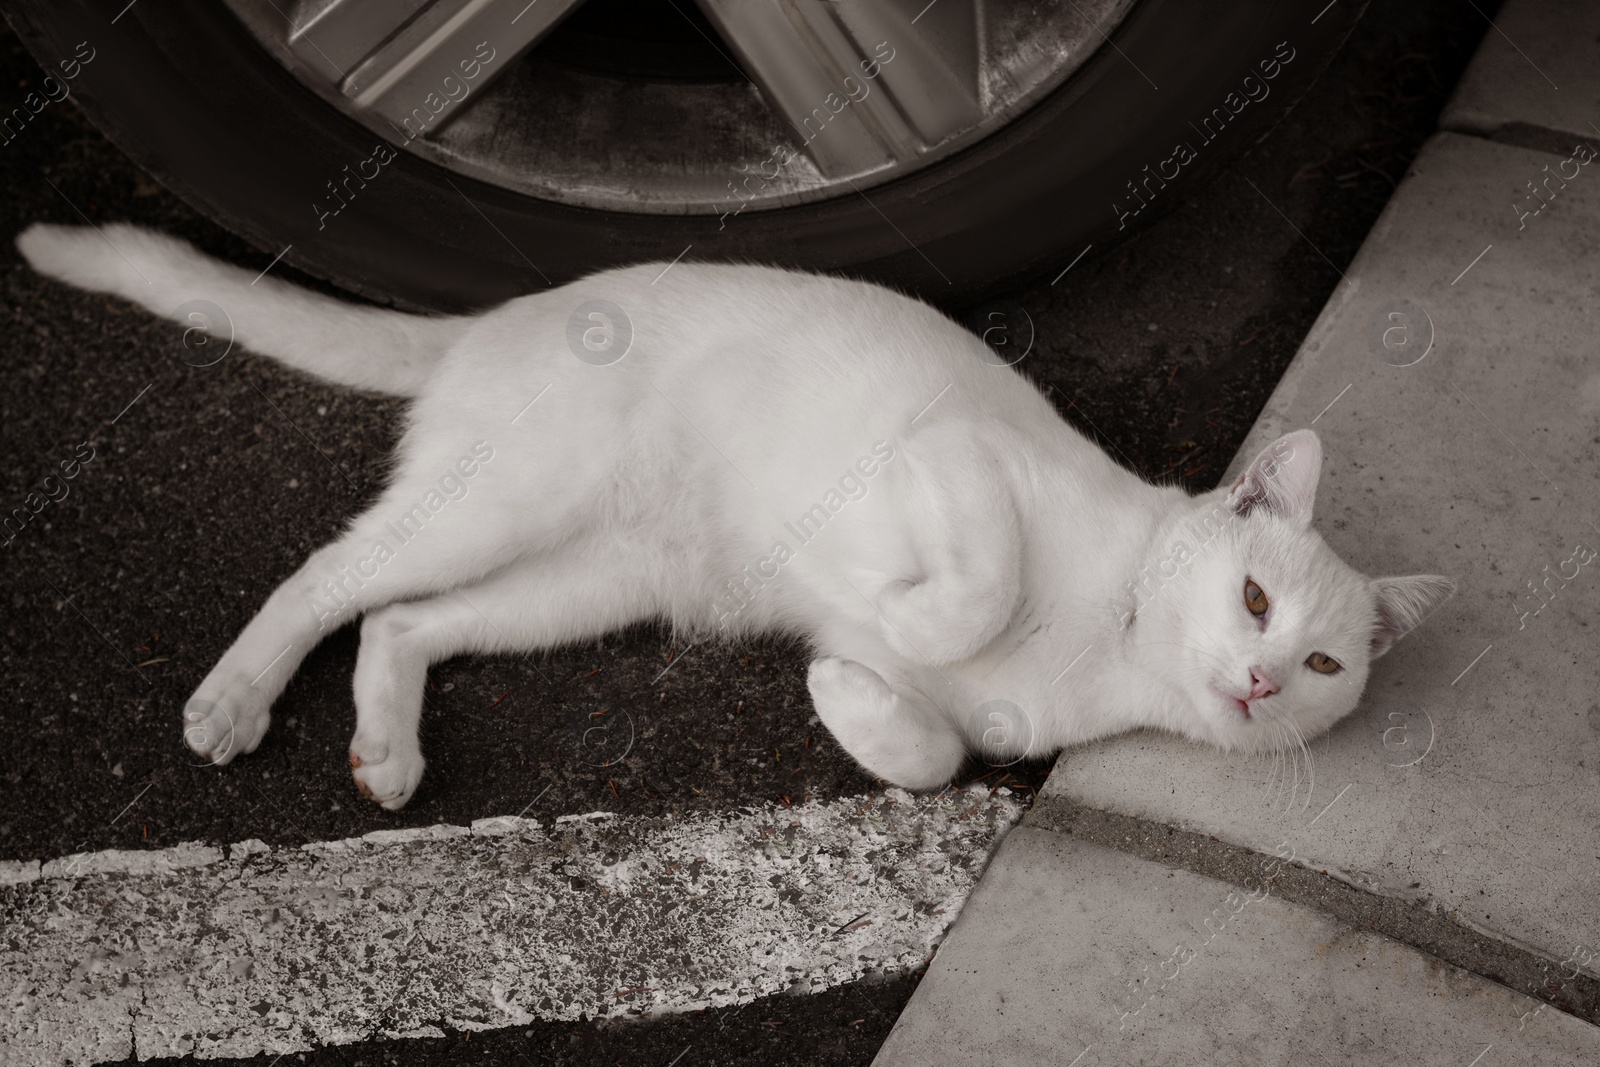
[1248,667,1279,700]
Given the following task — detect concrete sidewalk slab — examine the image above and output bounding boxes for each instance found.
[872,829,1598,1066]
[1047,130,1600,970]
[1441,0,1600,149]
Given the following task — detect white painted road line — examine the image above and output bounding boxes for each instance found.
[1,789,1024,1066]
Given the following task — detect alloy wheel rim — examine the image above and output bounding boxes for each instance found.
[224,0,1133,215]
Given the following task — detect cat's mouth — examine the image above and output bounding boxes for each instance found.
[1211,687,1252,720]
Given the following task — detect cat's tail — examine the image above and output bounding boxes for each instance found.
[16,222,469,397]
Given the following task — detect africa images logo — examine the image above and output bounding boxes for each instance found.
[1111,40,1297,231]
[306,441,495,628]
[711,441,897,629]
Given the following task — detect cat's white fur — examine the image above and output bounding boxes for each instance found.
[17,222,1454,809]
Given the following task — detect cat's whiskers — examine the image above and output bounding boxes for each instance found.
[1271,722,1295,814]
[1254,711,1290,813]
[1275,708,1313,812]
[1257,721,1286,807]
[1289,717,1316,812]
[1255,702,1316,813]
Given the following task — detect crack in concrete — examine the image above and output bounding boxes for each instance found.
[1442,117,1594,158]
[1026,795,1599,1028]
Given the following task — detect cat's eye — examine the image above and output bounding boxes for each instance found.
[1243,579,1269,617]
[1306,652,1342,674]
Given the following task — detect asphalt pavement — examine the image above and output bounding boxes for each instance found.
[0,2,1498,1064]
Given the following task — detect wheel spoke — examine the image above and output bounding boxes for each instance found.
[694,0,984,178]
[283,0,588,133]
[284,0,435,83]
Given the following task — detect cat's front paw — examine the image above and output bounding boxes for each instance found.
[807,656,964,790]
[182,675,272,765]
[808,656,892,709]
[349,733,425,811]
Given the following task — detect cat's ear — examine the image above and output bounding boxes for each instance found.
[1226,429,1321,523]
[1370,575,1456,658]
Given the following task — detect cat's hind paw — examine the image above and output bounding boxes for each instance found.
[350,734,425,811]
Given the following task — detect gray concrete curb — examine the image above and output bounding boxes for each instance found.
[873,3,1600,1059]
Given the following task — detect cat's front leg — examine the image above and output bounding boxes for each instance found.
[873,422,1023,665]
[807,657,966,789]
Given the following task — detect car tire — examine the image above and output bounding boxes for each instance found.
[5,0,1366,311]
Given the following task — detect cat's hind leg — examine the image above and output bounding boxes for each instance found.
[183,453,536,765]
[807,657,966,789]
[346,600,440,809]
[348,542,662,808]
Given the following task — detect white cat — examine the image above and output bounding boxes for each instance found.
[18,223,1454,810]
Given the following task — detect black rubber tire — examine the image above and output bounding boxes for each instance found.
[5,0,1365,312]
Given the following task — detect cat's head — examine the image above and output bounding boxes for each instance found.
[1135,429,1454,753]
